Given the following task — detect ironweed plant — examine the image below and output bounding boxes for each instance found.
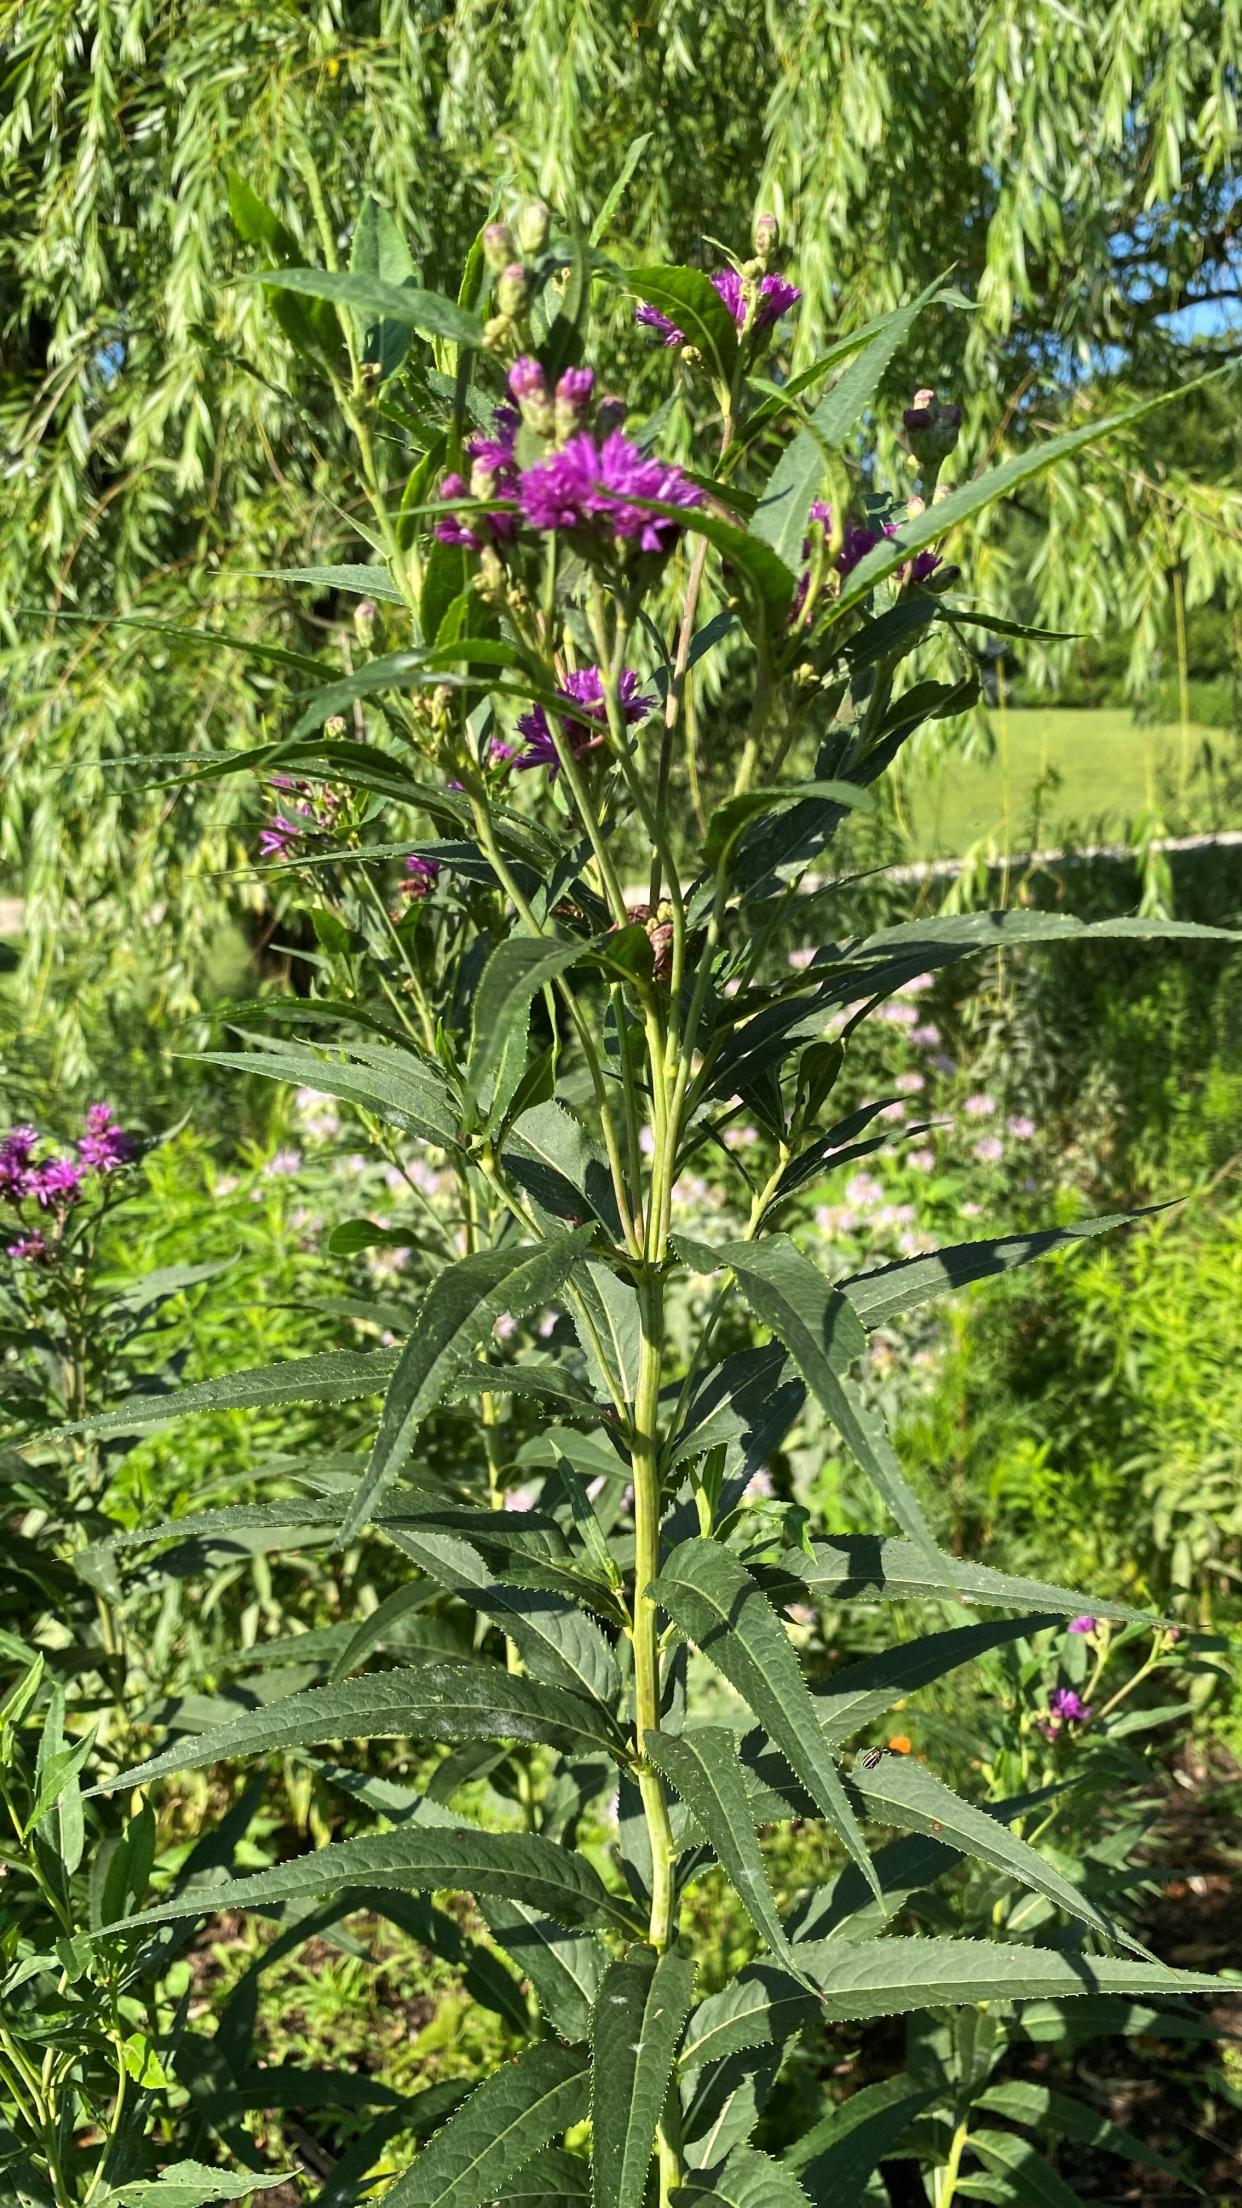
[12,180,1240,2205]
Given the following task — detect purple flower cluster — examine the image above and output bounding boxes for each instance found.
[635,268,801,346]
[518,430,701,554]
[398,855,441,899]
[259,776,344,862]
[1043,1684,1092,1739]
[435,400,521,552]
[1,1105,134,1259]
[512,666,655,778]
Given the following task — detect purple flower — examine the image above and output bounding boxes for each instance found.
[972,1135,1004,1165]
[964,1093,997,1118]
[910,1023,941,1049]
[7,1233,46,1262]
[31,1157,83,1211]
[78,1104,133,1172]
[258,814,303,861]
[512,666,655,778]
[1007,1114,1036,1140]
[508,355,548,405]
[435,411,520,549]
[0,1127,39,1198]
[518,430,701,554]
[635,301,684,347]
[1068,1616,1096,1635]
[1048,1686,1091,1726]
[907,1148,936,1172]
[399,855,441,899]
[635,268,800,346]
[896,1072,925,1094]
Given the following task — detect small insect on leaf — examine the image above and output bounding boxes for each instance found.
[860,1746,889,1770]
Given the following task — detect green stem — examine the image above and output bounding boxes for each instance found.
[935,2115,971,2208]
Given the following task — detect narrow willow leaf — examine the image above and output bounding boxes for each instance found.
[756,1535,1163,1629]
[679,1963,820,2075]
[795,1936,1220,2021]
[384,2042,591,2208]
[752,272,949,570]
[193,1041,460,1149]
[89,1663,625,1794]
[815,1615,1060,1743]
[794,2083,938,2208]
[338,1228,592,1542]
[836,910,1241,1006]
[675,2143,812,2208]
[108,1825,635,1937]
[392,1525,621,1708]
[969,2130,1089,2208]
[465,936,592,1127]
[241,265,483,346]
[480,1897,608,2043]
[851,1753,1131,1951]
[67,1349,398,1437]
[98,2168,294,2206]
[592,1945,698,2208]
[645,1727,794,1963]
[650,1539,879,1903]
[974,2082,1202,2193]
[628,264,738,382]
[675,1234,935,1551]
[840,1212,1149,1329]
[591,133,654,245]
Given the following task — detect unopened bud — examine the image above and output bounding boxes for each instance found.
[904,391,962,468]
[754,212,780,263]
[516,200,551,256]
[554,364,595,438]
[508,353,554,434]
[354,599,376,647]
[595,393,627,438]
[496,262,530,320]
[905,495,926,522]
[482,222,515,273]
[324,714,347,739]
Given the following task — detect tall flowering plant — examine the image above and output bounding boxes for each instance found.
[64,189,1237,2206]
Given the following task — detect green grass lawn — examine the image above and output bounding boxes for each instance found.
[902,708,1222,860]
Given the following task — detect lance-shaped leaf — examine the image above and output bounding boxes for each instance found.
[258,560,403,601]
[105,1824,636,1938]
[89,1663,625,1795]
[645,1727,794,1964]
[391,1525,621,1708]
[679,1963,821,2076]
[830,909,1242,1006]
[241,264,483,346]
[791,2081,939,2208]
[629,265,738,382]
[840,1212,1149,1330]
[194,1041,460,1149]
[592,1945,698,2208]
[752,272,950,571]
[66,1349,399,1437]
[787,1789,1065,1944]
[499,2149,591,2202]
[968,2131,1088,2208]
[480,1897,608,2043]
[674,1235,934,1552]
[503,1100,623,1235]
[851,1753,1133,1952]
[974,2081,1202,2194]
[571,1259,642,1408]
[681,2044,782,2174]
[814,1614,1060,1744]
[649,1539,879,1903]
[98,2167,294,2206]
[338,1228,593,1542]
[666,1344,804,1478]
[794,1936,1220,2022]
[464,935,593,1128]
[384,2042,591,2208]
[674,2142,813,2207]
[754,1535,1164,1629]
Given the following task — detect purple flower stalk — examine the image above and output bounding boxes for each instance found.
[399,855,441,899]
[78,1104,133,1172]
[512,665,655,777]
[7,1233,46,1262]
[31,1157,84,1211]
[518,430,701,554]
[636,268,801,346]
[435,407,520,549]
[0,1127,39,1197]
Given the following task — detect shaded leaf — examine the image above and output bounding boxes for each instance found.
[592,1945,698,2208]
[385,2042,591,2208]
[645,1727,793,1962]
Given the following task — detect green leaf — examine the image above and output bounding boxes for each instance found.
[974,2082,1202,2194]
[645,1727,794,1963]
[89,1663,625,1795]
[704,783,873,867]
[480,1898,608,2042]
[968,2132,1088,2208]
[679,1963,819,2076]
[592,1945,698,2208]
[840,1212,1150,1329]
[256,562,404,603]
[227,168,339,360]
[384,2042,591,2208]
[66,1348,398,1437]
[835,909,1242,1004]
[814,1615,1059,1744]
[503,1101,623,1236]
[338,1228,592,1543]
[670,507,798,638]
[752,273,950,570]
[837,369,1230,614]
[25,1725,97,1839]
[795,1936,1221,2021]
[674,2144,812,2208]
[240,266,484,348]
[465,936,593,1130]
[756,1535,1164,1630]
[674,1234,935,1551]
[790,2080,938,2208]
[629,265,738,383]
[350,196,418,379]
[649,1539,879,1903]
[107,1824,635,1938]
[571,1259,641,1409]
[851,1752,1131,1951]
[46,607,332,682]
[99,2167,293,2207]
[193,1040,460,1150]
[592,135,653,245]
[390,1525,621,1707]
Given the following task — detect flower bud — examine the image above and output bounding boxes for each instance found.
[516,200,551,256]
[482,222,515,273]
[753,211,780,263]
[496,261,530,320]
[903,390,963,468]
[354,599,376,648]
[595,393,627,438]
[508,353,554,435]
[324,714,347,739]
[554,364,595,439]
